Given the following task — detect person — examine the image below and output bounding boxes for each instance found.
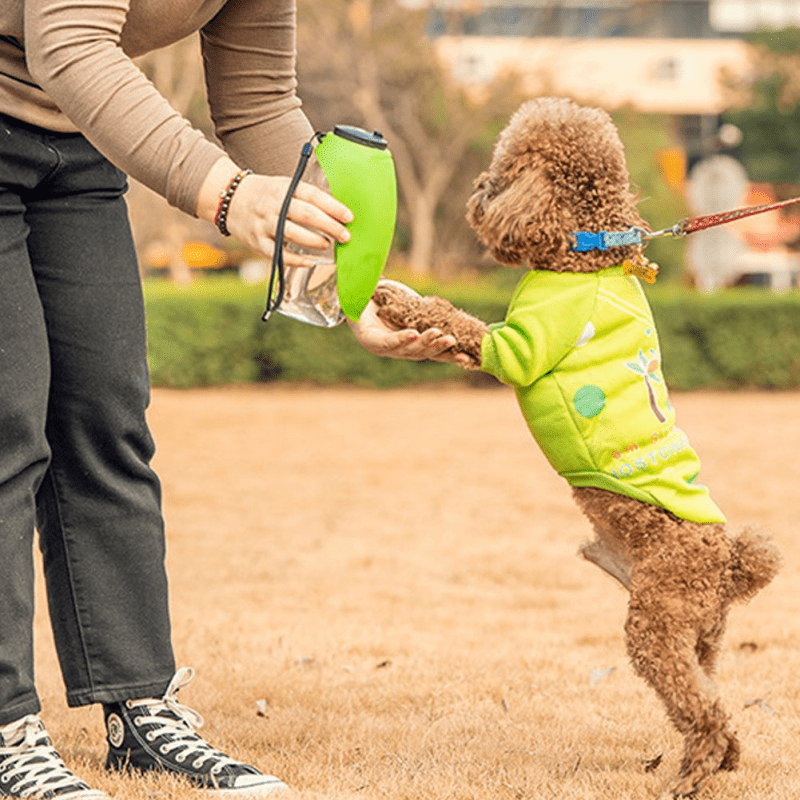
[0,2,460,798]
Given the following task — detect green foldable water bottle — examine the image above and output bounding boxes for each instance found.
[264,125,398,327]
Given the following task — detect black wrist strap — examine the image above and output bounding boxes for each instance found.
[263,132,325,321]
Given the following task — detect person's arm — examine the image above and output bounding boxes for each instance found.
[24,0,351,265]
[25,0,220,215]
[196,0,354,260]
[24,0,453,358]
[200,0,312,179]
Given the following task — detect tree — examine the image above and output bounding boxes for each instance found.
[129,40,212,282]
[297,0,522,276]
[722,28,800,185]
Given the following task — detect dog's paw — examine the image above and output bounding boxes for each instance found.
[371,280,488,366]
[372,279,421,307]
[670,730,738,798]
[718,733,740,772]
[372,280,426,330]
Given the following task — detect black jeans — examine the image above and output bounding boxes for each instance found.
[0,114,175,725]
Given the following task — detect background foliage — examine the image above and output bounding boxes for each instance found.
[144,277,800,391]
[722,27,800,186]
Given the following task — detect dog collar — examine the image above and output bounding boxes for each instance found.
[571,228,645,252]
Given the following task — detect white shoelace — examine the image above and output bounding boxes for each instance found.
[127,668,242,775]
[0,715,104,799]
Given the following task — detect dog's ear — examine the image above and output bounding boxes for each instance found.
[465,171,497,232]
[466,165,568,266]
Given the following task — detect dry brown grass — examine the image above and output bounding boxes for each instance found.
[34,387,800,800]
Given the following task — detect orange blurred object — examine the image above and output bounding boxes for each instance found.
[181,241,228,269]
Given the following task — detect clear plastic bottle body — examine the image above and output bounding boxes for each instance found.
[278,153,344,327]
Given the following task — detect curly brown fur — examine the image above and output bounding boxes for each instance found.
[372,97,781,798]
[574,487,779,797]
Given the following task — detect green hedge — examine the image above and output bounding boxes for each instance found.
[650,289,800,390]
[143,277,800,390]
[143,278,466,388]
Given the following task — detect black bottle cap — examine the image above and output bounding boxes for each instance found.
[332,125,388,150]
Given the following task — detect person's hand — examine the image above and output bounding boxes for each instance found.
[349,299,477,368]
[227,174,352,265]
[197,157,352,266]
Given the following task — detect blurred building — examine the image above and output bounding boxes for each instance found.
[402,1,800,158]
[711,0,800,32]
[411,2,758,157]
[404,0,800,37]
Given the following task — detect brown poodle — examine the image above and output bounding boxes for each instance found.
[372,97,780,798]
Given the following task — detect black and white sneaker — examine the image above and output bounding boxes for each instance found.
[0,715,108,800]
[104,668,288,797]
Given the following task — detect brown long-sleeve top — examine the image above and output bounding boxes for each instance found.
[0,0,314,214]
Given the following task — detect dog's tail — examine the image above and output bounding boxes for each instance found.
[725,526,781,603]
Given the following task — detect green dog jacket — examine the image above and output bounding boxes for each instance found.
[480,266,726,524]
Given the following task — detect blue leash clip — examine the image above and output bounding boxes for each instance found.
[572,228,644,252]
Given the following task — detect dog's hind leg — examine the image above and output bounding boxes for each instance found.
[695,615,725,677]
[624,605,735,797]
[580,539,630,589]
[695,613,740,773]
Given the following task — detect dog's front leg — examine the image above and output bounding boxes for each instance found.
[372,280,489,364]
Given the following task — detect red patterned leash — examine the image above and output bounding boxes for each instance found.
[574,195,800,248]
[654,195,800,238]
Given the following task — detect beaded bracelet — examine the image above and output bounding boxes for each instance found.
[214,168,253,237]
